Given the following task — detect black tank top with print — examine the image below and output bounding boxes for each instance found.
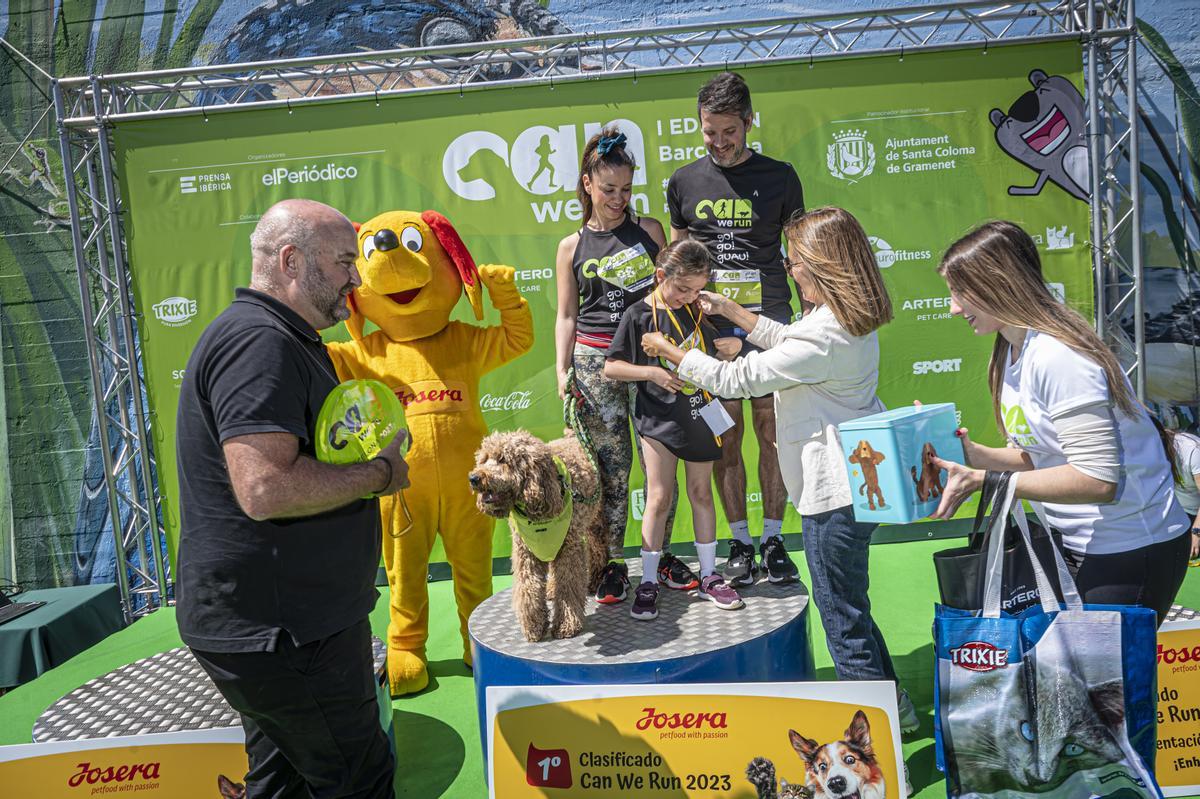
[572,215,661,346]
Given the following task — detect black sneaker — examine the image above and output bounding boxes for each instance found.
[723,540,758,587]
[594,561,629,605]
[630,582,659,620]
[759,535,799,583]
[657,553,699,590]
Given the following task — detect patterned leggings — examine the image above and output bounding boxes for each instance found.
[572,343,677,559]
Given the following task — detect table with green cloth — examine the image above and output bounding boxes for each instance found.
[0,584,125,689]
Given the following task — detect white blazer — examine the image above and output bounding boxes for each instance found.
[678,305,884,516]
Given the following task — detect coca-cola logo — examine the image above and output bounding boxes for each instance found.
[479,390,533,413]
[69,761,161,787]
[950,641,1009,672]
[636,706,728,731]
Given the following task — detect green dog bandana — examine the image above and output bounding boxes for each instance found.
[507,455,573,561]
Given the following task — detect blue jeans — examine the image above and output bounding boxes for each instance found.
[802,505,898,683]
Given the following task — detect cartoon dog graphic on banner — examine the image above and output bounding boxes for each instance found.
[327,209,533,696]
[990,69,1089,201]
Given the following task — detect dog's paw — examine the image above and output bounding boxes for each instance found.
[521,620,549,642]
[552,607,585,639]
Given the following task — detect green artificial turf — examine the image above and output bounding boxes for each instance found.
[1,541,1197,798]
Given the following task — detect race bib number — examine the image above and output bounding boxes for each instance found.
[598,244,656,293]
[707,268,762,311]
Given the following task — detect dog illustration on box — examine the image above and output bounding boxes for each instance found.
[911,441,945,502]
[848,440,887,511]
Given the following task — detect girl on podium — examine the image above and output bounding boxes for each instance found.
[605,240,746,621]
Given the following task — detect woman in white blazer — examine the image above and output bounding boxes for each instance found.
[643,207,917,730]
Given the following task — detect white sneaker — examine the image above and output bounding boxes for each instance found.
[897,688,919,734]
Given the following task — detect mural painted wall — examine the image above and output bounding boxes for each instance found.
[1,0,1198,589]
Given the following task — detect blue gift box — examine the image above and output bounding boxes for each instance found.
[836,403,964,524]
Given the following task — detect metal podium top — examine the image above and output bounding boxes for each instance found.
[33,637,387,742]
[1166,604,1198,623]
[469,561,809,665]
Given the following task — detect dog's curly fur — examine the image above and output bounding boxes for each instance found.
[470,429,606,642]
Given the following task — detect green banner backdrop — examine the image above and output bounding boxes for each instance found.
[114,42,1092,565]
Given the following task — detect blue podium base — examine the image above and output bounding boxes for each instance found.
[468,560,814,764]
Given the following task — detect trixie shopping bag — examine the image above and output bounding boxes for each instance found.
[933,473,1161,799]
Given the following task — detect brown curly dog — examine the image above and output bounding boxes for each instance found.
[469,430,606,642]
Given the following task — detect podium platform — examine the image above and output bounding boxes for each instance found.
[468,562,814,755]
[33,638,388,742]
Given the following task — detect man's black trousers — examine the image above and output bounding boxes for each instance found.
[192,618,394,799]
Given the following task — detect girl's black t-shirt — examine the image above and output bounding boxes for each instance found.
[606,297,722,462]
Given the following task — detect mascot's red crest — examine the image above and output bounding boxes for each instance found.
[421,210,484,320]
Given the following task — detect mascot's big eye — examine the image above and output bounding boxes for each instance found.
[401,226,423,252]
[361,236,377,261]
[374,228,400,252]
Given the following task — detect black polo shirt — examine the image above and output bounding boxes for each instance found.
[175,287,380,653]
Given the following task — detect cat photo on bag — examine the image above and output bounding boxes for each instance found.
[940,613,1158,799]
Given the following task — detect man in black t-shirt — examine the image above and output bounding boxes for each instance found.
[666,72,804,587]
[176,199,409,798]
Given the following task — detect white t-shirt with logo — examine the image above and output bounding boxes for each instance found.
[1000,330,1188,554]
[1170,431,1200,515]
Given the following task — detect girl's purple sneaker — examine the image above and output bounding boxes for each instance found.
[698,574,744,610]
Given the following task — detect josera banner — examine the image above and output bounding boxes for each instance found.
[485,681,903,798]
[0,729,248,797]
[114,41,1091,563]
[1156,617,1200,797]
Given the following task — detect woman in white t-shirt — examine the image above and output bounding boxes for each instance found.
[932,221,1190,625]
[1152,420,1200,561]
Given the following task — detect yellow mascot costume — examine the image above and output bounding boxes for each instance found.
[327,209,533,696]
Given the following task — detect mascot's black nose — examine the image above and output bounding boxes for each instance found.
[468,473,481,489]
[374,228,400,252]
[828,776,847,794]
[1007,90,1040,123]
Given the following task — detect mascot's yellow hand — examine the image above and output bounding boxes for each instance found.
[478,264,523,308]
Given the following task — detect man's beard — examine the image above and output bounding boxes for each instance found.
[300,265,351,327]
[708,142,746,168]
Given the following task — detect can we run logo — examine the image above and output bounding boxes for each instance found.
[441,120,650,223]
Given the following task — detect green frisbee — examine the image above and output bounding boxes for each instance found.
[315,379,407,465]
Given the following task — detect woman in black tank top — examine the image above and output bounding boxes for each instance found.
[554,127,695,604]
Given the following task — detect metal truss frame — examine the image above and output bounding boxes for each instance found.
[49,0,1139,618]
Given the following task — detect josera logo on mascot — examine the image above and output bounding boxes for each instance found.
[325,208,534,697]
